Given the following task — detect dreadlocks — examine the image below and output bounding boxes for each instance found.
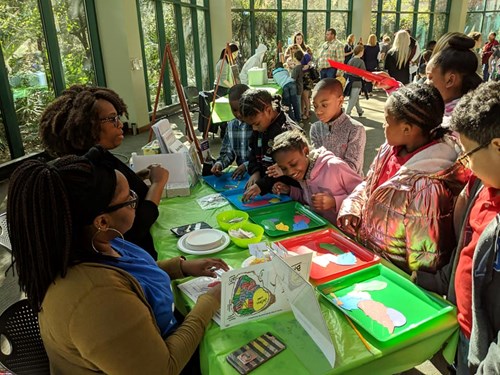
[39,85,128,157]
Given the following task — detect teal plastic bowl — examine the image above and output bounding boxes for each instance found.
[228,221,264,248]
[216,210,249,231]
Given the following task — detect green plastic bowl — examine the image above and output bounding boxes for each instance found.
[228,221,264,248]
[216,210,249,231]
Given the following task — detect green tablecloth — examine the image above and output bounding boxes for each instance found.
[212,83,282,123]
[151,183,459,375]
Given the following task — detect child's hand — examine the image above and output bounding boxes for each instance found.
[266,163,284,178]
[272,182,290,195]
[311,193,336,211]
[337,214,360,236]
[245,172,261,189]
[181,258,229,277]
[211,162,223,176]
[232,164,246,179]
[242,184,261,202]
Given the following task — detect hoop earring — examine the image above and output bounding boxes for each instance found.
[90,228,125,254]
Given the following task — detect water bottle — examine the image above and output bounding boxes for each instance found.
[130,152,137,170]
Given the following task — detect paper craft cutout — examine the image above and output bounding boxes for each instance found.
[269,198,281,203]
[232,274,275,315]
[294,214,310,224]
[353,280,387,292]
[261,219,277,230]
[275,222,289,231]
[331,252,357,266]
[387,308,407,327]
[240,195,283,207]
[358,300,395,334]
[335,295,363,311]
[293,220,309,231]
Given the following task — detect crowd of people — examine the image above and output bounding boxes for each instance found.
[5,26,500,375]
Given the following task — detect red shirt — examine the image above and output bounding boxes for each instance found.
[455,185,500,338]
[376,141,438,188]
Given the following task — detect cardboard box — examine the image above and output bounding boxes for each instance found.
[131,153,191,197]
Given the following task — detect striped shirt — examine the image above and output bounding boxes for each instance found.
[309,111,366,175]
[214,119,253,170]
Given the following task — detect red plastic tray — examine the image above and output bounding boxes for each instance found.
[278,228,380,283]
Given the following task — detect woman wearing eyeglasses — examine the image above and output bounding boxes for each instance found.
[8,149,228,374]
[39,85,167,259]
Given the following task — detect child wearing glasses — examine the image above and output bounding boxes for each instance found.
[337,83,469,273]
[414,81,500,374]
[39,85,168,259]
[8,148,228,374]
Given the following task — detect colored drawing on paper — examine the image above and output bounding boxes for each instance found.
[239,195,283,208]
[232,274,275,316]
[275,222,290,231]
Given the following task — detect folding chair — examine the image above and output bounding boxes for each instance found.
[0,299,50,374]
[0,212,11,251]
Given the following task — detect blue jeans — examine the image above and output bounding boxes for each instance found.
[282,82,301,122]
[456,330,470,375]
[483,63,490,81]
[320,67,337,79]
[346,86,363,116]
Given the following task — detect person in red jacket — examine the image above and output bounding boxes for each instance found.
[482,32,499,81]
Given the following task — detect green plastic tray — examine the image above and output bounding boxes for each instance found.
[317,264,454,343]
[247,201,328,237]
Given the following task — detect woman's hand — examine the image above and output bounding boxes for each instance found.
[205,282,222,304]
[181,258,229,278]
[211,162,223,176]
[337,214,361,236]
[266,163,283,178]
[148,164,169,186]
[272,182,290,195]
[242,184,261,202]
[311,193,336,211]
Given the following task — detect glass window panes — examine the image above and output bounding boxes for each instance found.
[399,13,414,31]
[254,11,278,69]
[282,0,302,9]
[331,0,349,10]
[198,10,209,90]
[370,12,378,35]
[1,0,55,157]
[400,0,415,12]
[418,0,431,12]
[232,11,252,65]
[380,13,397,41]
[163,2,179,104]
[465,12,484,34]
[139,0,164,107]
[308,1,327,10]
[483,11,500,34]
[435,0,449,12]
[468,0,486,12]
[232,0,250,8]
[416,14,431,47]
[329,12,348,41]
[0,112,10,163]
[181,7,196,87]
[486,0,500,10]
[197,0,205,6]
[255,0,277,9]
[52,0,95,85]
[282,12,303,47]
[433,14,448,41]
[306,12,326,52]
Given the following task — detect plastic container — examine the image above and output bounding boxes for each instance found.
[278,228,379,283]
[317,264,454,343]
[247,201,328,237]
[227,221,264,248]
[222,189,291,211]
[216,210,249,231]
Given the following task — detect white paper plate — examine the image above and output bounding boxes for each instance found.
[177,230,230,255]
[185,229,224,250]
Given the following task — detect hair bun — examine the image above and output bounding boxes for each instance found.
[448,35,475,51]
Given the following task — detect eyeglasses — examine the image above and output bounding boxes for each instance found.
[457,142,490,168]
[103,190,138,213]
[99,115,121,128]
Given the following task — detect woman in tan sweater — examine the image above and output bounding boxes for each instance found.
[7,148,227,374]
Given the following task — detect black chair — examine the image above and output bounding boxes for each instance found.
[182,85,200,112]
[0,299,50,375]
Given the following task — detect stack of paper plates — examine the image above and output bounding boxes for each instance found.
[177,229,230,255]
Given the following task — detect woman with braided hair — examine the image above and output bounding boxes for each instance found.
[7,149,227,374]
[39,85,167,259]
[338,83,470,273]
